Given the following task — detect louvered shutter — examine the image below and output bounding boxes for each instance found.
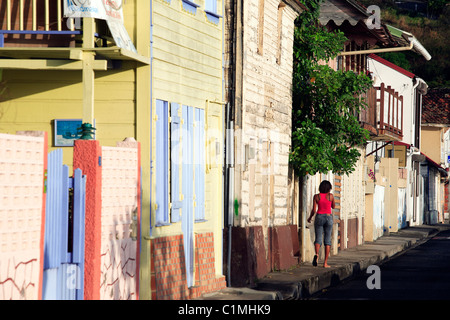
[155,99,169,225]
[194,108,205,221]
[171,102,182,222]
[182,104,194,287]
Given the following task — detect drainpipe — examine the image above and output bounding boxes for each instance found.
[225,0,240,287]
[338,41,413,56]
[411,78,420,149]
[221,0,227,280]
[226,117,235,287]
[338,37,431,61]
[408,37,432,61]
[149,0,154,237]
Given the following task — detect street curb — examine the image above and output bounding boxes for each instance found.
[197,287,282,300]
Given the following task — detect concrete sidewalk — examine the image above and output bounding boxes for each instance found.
[197,224,450,300]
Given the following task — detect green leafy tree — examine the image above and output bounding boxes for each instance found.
[290,0,373,177]
[428,0,448,18]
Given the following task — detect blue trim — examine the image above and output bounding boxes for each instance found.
[205,10,222,24]
[150,0,153,238]
[155,222,172,227]
[204,10,222,18]
[0,30,81,48]
[182,0,200,14]
[155,99,170,226]
[0,30,81,35]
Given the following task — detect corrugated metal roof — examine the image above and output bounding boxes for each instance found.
[318,0,367,26]
[319,0,397,48]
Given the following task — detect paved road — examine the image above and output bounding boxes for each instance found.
[312,229,450,300]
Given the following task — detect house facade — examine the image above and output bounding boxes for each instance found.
[148,0,227,300]
[0,0,151,300]
[0,0,227,300]
[365,53,429,237]
[420,88,450,224]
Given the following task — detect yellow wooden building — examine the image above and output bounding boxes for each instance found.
[0,0,225,300]
[149,0,226,300]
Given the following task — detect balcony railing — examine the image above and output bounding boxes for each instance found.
[0,0,80,48]
[359,83,404,141]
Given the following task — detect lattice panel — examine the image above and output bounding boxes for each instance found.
[100,146,139,300]
[0,133,45,300]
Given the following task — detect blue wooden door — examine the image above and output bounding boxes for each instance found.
[182,105,195,287]
[194,108,205,221]
[180,105,206,288]
[42,149,86,300]
[171,102,182,223]
[155,99,169,225]
[154,102,205,288]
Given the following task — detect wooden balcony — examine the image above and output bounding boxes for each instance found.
[359,83,404,141]
[0,0,82,48]
[0,0,149,126]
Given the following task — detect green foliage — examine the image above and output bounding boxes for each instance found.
[290,0,373,177]
[378,52,412,72]
[358,0,450,88]
[428,0,448,17]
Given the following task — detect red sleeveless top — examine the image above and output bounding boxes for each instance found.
[317,193,332,214]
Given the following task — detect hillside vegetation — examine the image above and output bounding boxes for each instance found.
[359,0,450,88]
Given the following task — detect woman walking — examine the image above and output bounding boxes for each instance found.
[307,180,335,268]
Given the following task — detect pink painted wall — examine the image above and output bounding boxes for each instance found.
[0,131,47,300]
[73,138,140,300]
[1,134,140,300]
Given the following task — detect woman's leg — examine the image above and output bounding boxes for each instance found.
[314,243,320,255]
[313,215,324,266]
[323,215,333,268]
[323,245,331,268]
[313,243,320,266]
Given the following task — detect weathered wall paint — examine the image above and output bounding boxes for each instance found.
[73,140,102,300]
[100,142,141,300]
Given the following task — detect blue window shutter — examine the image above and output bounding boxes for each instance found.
[194,108,205,221]
[205,0,217,13]
[182,104,191,219]
[171,103,182,223]
[155,99,169,225]
[182,105,194,208]
[182,104,195,287]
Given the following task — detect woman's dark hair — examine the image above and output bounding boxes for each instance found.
[319,180,332,194]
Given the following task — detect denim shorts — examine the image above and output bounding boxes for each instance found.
[314,214,333,246]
